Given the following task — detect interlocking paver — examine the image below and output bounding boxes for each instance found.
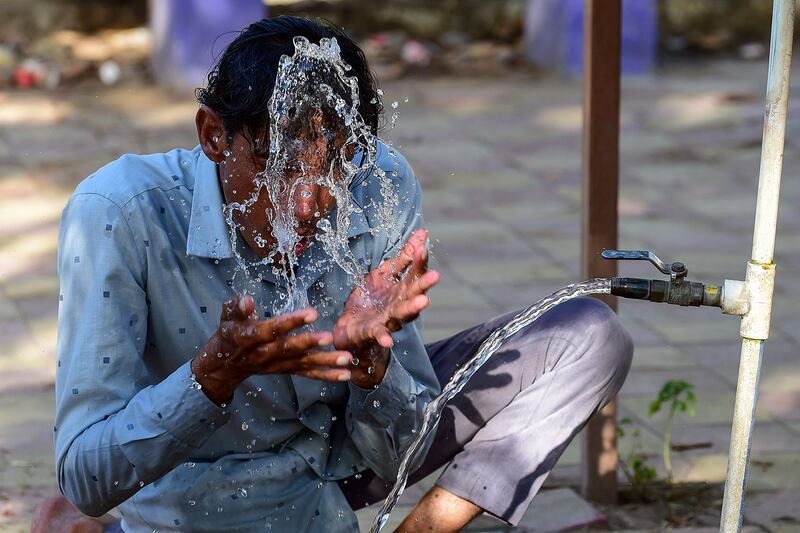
[2,56,800,530]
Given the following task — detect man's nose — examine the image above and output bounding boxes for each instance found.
[293,184,318,224]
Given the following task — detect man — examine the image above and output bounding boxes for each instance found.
[39,16,633,533]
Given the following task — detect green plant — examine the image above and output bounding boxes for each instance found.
[618,417,657,499]
[648,380,697,483]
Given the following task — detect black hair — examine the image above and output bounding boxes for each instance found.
[196,16,382,146]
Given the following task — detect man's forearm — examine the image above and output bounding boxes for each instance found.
[57,361,229,516]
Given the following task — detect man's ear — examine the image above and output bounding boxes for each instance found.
[196,106,228,163]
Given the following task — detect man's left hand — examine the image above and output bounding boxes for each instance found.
[333,229,440,388]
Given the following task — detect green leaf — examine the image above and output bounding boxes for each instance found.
[648,399,662,416]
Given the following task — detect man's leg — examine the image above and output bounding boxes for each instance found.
[340,297,633,530]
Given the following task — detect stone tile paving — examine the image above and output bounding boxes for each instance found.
[2,58,800,530]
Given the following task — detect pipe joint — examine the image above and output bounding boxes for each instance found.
[739,261,776,340]
[721,280,749,316]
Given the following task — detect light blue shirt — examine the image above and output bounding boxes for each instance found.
[54,142,440,532]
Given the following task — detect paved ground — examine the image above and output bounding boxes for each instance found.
[2,58,800,531]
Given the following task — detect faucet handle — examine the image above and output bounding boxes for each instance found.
[601,249,687,279]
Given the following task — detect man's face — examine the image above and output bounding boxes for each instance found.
[219,109,349,263]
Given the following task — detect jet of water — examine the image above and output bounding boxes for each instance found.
[222,36,403,316]
[369,278,612,532]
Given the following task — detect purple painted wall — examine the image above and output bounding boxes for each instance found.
[149,0,267,92]
[524,0,658,77]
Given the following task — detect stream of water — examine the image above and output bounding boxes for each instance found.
[222,35,401,316]
[369,278,612,532]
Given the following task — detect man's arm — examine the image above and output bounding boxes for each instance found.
[342,158,442,481]
[56,193,353,516]
[345,320,440,481]
[54,193,229,517]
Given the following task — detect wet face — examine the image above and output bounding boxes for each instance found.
[197,106,349,264]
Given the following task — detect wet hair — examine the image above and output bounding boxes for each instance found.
[196,16,382,147]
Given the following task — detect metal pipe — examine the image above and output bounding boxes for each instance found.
[720,1,794,531]
[751,0,794,264]
[721,339,766,533]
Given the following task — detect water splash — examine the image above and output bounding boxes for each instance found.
[222,36,401,315]
[369,278,612,532]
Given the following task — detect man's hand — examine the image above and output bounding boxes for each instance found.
[333,228,440,388]
[191,295,353,405]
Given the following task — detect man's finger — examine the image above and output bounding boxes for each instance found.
[263,350,351,374]
[298,350,353,369]
[267,330,334,356]
[220,294,256,322]
[382,228,429,279]
[408,232,431,279]
[298,367,352,383]
[369,323,394,348]
[251,308,318,342]
[392,294,429,324]
[408,270,440,296]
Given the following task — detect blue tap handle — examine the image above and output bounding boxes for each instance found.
[601,249,673,276]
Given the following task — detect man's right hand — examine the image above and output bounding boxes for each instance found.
[191,294,353,405]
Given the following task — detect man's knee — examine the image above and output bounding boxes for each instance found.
[559,297,634,376]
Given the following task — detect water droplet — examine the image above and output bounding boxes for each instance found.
[391,101,399,109]
[241,422,249,431]
[237,487,248,498]
[372,400,381,409]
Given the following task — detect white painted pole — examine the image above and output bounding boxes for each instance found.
[751,0,794,265]
[720,1,794,531]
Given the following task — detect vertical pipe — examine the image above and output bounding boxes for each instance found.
[721,339,766,533]
[581,0,621,504]
[720,1,794,531]
[751,0,794,264]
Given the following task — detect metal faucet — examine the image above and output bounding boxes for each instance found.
[601,249,722,307]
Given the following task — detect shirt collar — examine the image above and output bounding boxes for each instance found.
[186,147,235,259]
[186,146,370,260]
